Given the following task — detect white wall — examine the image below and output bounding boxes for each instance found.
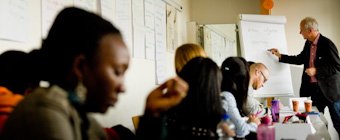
[190,0,260,24]
[272,0,340,54]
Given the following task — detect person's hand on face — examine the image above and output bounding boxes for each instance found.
[145,77,188,117]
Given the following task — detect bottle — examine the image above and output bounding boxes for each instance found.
[216,113,235,140]
[257,115,275,140]
[271,100,280,122]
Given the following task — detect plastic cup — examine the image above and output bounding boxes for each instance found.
[292,100,299,112]
[304,100,313,112]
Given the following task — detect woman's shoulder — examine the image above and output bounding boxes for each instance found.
[19,85,73,115]
[28,86,68,104]
[220,91,235,101]
[220,91,232,96]
[220,91,237,109]
[2,86,78,139]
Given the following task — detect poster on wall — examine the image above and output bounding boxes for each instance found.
[132,0,145,58]
[74,0,98,13]
[166,5,178,52]
[114,0,133,55]
[144,0,155,60]
[155,0,167,84]
[100,0,115,24]
[203,24,237,66]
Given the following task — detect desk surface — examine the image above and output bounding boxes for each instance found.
[309,114,331,139]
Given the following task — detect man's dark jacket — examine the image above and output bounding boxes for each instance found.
[280,34,340,102]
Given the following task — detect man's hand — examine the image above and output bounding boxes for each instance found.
[268,48,282,59]
[305,67,316,77]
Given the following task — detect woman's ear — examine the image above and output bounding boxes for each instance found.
[255,69,259,76]
[73,54,86,80]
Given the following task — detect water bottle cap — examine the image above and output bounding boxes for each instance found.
[222,113,230,120]
[271,100,279,105]
[261,115,272,125]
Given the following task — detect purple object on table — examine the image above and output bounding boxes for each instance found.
[271,100,280,122]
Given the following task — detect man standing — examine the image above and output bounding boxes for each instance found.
[269,17,340,134]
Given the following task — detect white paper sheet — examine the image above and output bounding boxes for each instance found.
[166,5,177,52]
[114,0,133,54]
[100,0,115,24]
[132,0,145,58]
[0,0,29,42]
[238,14,294,97]
[144,0,155,60]
[210,31,225,66]
[41,0,73,38]
[154,0,167,84]
[74,0,98,13]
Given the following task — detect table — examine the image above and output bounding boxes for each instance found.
[277,106,331,139]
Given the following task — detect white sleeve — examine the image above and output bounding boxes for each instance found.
[244,96,264,116]
[221,92,258,138]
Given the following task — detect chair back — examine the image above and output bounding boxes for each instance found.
[132,115,140,130]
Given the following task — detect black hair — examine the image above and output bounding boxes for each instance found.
[221,57,250,116]
[0,50,39,94]
[40,7,121,85]
[167,57,223,136]
[0,50,27,94]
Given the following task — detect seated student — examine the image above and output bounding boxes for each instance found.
[174,44,235,138]
[138,57,225,139]
[129,43,206,137]
[220,57,260,138]
[174,43,207,74]
[1,7,188,140]
[0,51,39,95]
[168,57,224,139]
[0,50,39,133]
[245,62,270,117]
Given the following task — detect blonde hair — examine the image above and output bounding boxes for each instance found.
[175,43,207,74]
